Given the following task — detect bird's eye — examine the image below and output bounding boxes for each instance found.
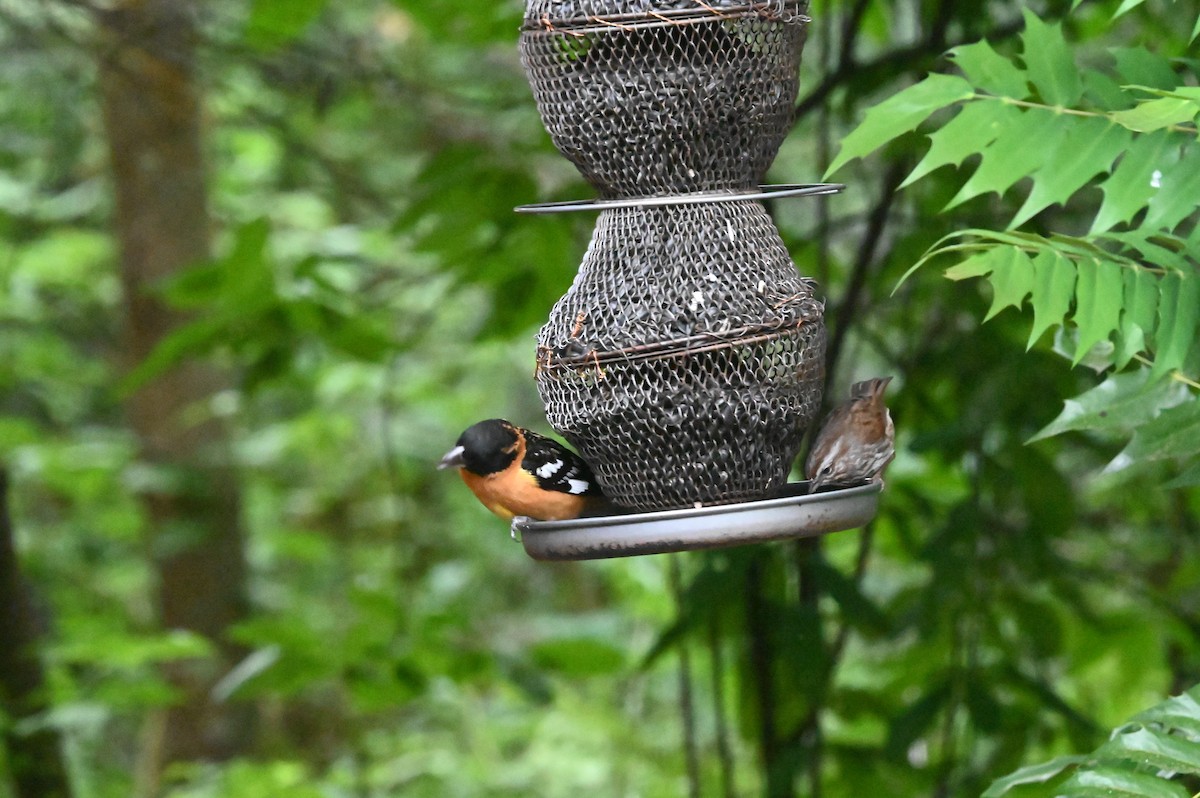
[821,466,833,475]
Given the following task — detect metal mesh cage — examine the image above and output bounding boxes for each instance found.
[519,2,809,198]
[535,202,825,510]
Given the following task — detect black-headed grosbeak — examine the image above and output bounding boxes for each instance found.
[438,419,605,521]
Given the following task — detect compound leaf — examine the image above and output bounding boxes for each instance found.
[1071,259,1124,365]
[902,100,1018,188]
[946,107,1066,209]
[1027,249,1076,349]
[984,247,1036,321]
[1151,268,1200,380]
[1021,10,1082,107]
[949,39,1029,98]
[1091,131,1175,233]
[826,74,976,177]
[1010,117,1132,228]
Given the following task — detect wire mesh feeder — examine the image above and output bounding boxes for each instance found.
[535,200,825,511]
[520,0,810,198]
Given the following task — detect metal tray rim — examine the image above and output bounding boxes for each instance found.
[513,481,882,560]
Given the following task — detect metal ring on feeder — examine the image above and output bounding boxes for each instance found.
[515,182,845,213]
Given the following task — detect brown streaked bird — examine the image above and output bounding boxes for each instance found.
[438,419,605,521]
[804,377,895,493]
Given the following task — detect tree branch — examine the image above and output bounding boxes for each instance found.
[669,555,702,798]
[0,469,73,798]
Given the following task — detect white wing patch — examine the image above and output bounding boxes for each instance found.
[567,478,590,495]
[536,459,563,479]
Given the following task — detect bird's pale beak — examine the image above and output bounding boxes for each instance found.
[438,445,466,470]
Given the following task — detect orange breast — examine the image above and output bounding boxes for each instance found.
[460,466,589,521]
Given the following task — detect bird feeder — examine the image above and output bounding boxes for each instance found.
[513,0,880,558]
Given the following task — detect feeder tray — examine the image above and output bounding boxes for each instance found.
[536,201,825,511]
[513,481,880,560]
[520,0,810,198]
[515,182,844,213]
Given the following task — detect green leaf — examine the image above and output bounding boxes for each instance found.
[1083,69,1135,111]
[1165,459,1200,488]
[1111,98,1200,132]
[949,40,1029,98]
[943,248,998,280]
[245,0,329,49]
[982,755,1085,798]
[825,74,976,177]
[984,247,1036,321]
[530,637,626,677]
[1103,230,1190,272]
[1131,86,1200,104]
[1144,145,1200,231]
[1098,726,1200,775]
[945,107,1066,209]
[1030,368,1184,441]
[1111,47,1181,91]
[1133,691,1200,741]
[1009,118,1132,228]
[1027,249,1076,349]
[1071,259,1124,365]
[1115,266,1160,368]
[901,101,1018,188]
[1112,0,1151,16]
[1021,10,1082,107]
[1123,400,1200,462]
[1058,765,1190,798]
[1091,131,1175,233]
[1151,269,1200,380]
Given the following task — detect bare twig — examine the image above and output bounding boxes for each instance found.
[669,555,702,798]
[709,612,738,798]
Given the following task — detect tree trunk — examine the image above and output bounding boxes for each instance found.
[0,469,73,798]
[95,0,254,774]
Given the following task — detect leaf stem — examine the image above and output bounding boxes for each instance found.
[1132,355,1200,390]
[994,95,1106,119]
[981,93,1200,135]
[1170,372,1200,391]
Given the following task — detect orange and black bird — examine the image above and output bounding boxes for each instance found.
[438,419,605,521]
[805,377,895,493]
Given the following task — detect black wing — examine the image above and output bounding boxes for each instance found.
[520,430,604,498]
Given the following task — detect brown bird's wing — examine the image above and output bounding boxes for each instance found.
[804,402,852,479]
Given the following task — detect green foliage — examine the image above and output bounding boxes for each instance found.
[245,0,330,50]
[829,3,1200,484]
[2,2,1200,798]
[984,687,1200,798]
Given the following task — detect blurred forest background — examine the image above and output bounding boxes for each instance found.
[1,0,1198,796]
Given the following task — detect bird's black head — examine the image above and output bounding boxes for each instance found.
[438,419,520,476]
